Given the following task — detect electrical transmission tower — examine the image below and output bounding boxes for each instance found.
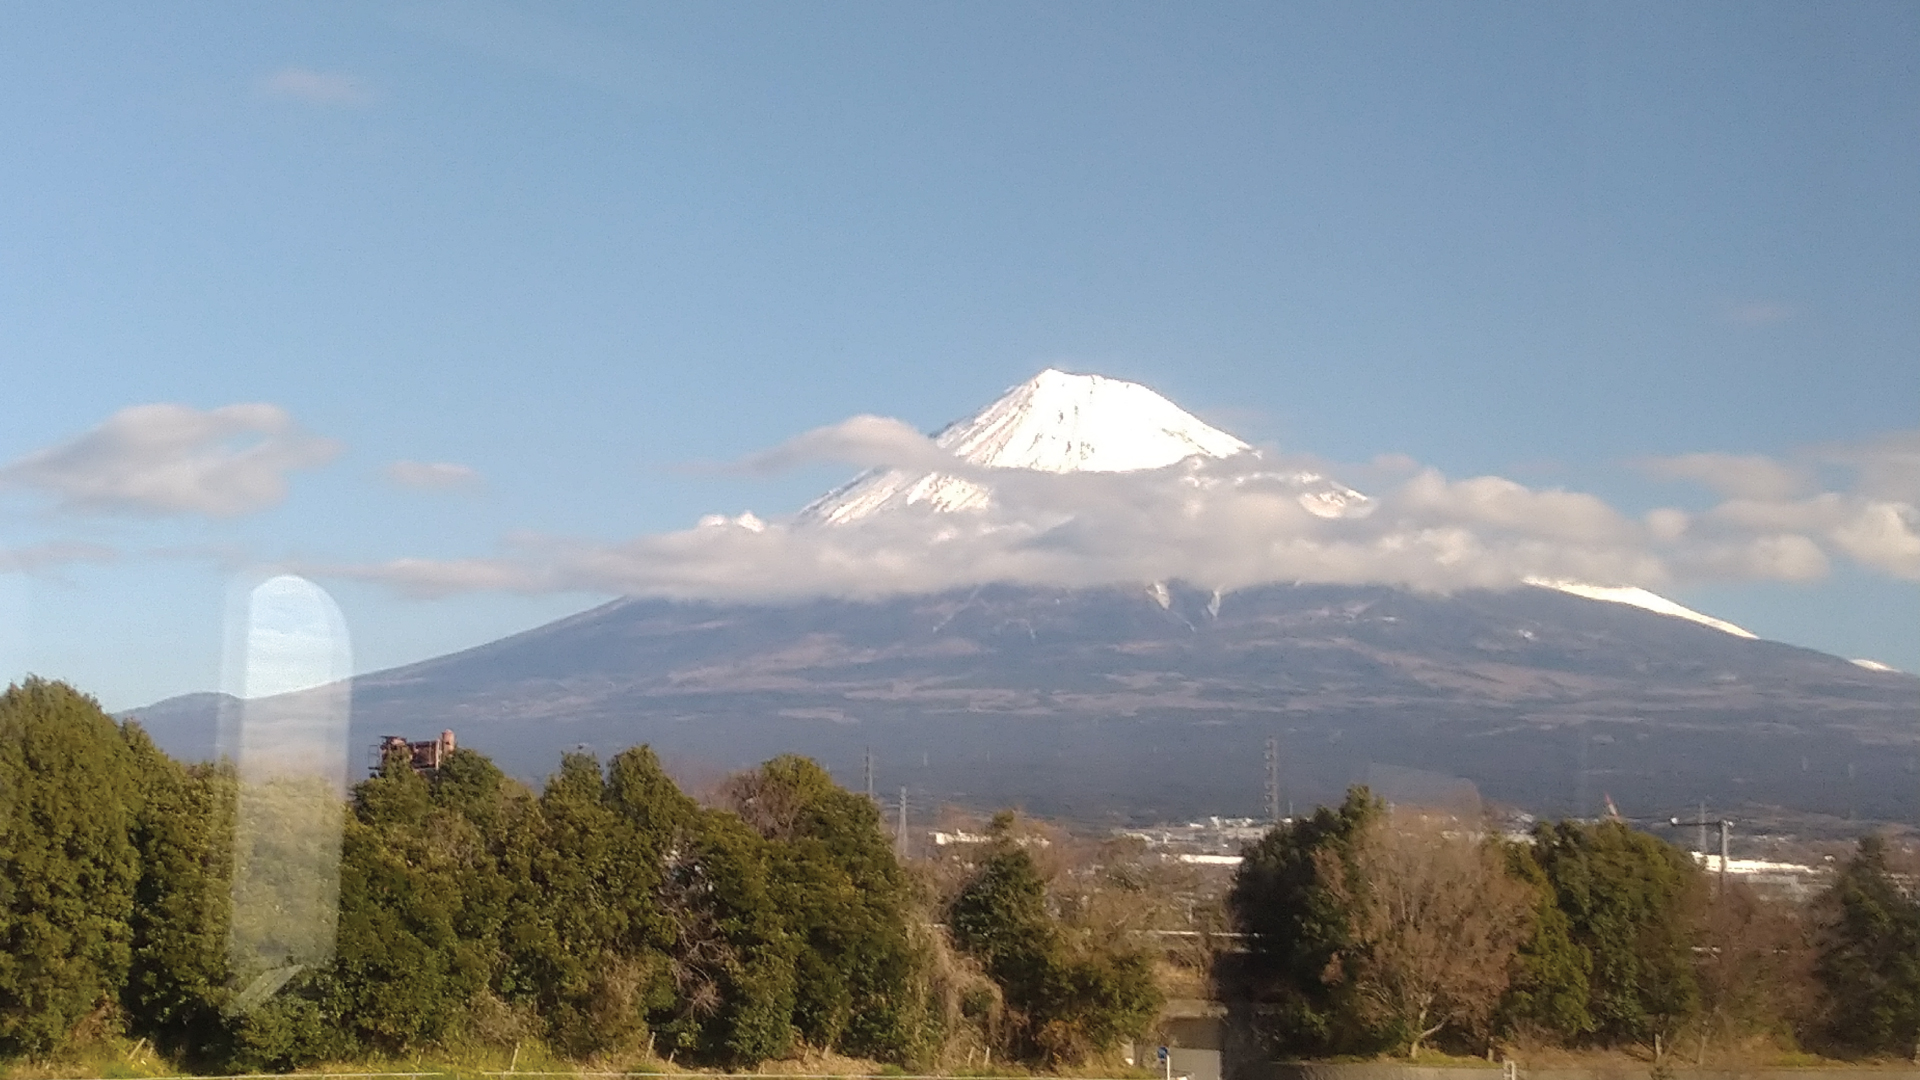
[1265,736,1281,824]
[895,787,909,860]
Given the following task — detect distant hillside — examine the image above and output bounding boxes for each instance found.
[129,581,1920,829]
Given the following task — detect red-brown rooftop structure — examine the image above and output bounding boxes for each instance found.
[373,729,456,775]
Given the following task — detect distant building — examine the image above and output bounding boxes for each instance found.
[1690,851,1827,901]
[373,729,456,775]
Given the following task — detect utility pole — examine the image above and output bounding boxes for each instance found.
[896,787,908,860]
[1728,814,1743,891]
[1264,737,1280,824]
[864,746,874,802]
[1671,808,1733,898]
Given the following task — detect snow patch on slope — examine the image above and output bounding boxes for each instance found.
[1526,579,1756,638]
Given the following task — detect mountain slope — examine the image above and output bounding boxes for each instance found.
[802,368,1744,635]
[130,581,1919,828]
[125,369,1912,828]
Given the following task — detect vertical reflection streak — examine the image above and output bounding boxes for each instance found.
[220,574,350,1014]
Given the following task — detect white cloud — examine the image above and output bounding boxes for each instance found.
[1644,507,1689,541]
[0,403,339,517]
[1397,470,1636,544]
[262,67,376,106]
[1641,452,1810,500]
[1636,431,1920,582]
[384,460,481,491]
[1827,502,1920,580]
[1812,429,1920,504]
[323,456,1672,601]
[1677,534,1830,583]
[317,419,1920,603]
[733,415,968,476]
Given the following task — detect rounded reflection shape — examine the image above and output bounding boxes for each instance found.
[219,573,352,1014]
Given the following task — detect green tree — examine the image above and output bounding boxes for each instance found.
[1496,841,1592,1043]
[0,679,143,1058]
[500,751,671,1056]
[1812,836,1920,1058]
[949,840,1057,1014]
[123,732,235,1067]
[1529,820,1702,1047]
[724,755,924,1060]
[1227,786,1385,1055]
[330,749,491,1053]
[949,826,1159,1065]
[654,808,796,1066]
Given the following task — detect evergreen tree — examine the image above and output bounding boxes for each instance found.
[655,809,796,1067]
[331,749,491,1053]
[1813,836,1920,1058]
[123,731,234,1066]
[949,839,1057,1014]
[426,746,532,1044]
[949,824,1160,1065]
[726,755,923,1059]
[502,751,669,1056]
[1496,841,1593,1042]
[1227,786,1385,1055]
[0,679,143,1058]
[1529,820,1702,1046]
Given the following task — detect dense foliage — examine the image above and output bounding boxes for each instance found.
[4,679,1914,1070]
[947,817,1163,1065]
[1812,836,1920,1058]
[0,679,1156,1072]
[1231,785,1920,1062]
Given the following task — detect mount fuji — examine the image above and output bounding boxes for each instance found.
[803,368,1740,636]
[129,371,1918,830]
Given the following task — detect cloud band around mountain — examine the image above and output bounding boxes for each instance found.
[322,423,1920,601]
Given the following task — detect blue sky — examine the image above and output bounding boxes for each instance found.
[1,1,1915,709]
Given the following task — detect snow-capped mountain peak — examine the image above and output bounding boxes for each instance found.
[793,368,1755,641]
[799,369,1261,523]
[939,368,1249,472]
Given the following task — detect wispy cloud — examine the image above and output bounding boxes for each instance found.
[0,403,339,517]
[261,67,377,106]
[731,415,971,477]
[1810,429,1920,504]
[1639,451,1811,500]
[384,460,482,492]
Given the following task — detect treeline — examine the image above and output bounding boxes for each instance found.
[0,679,1159,1072]
[1228,788,1920,1063]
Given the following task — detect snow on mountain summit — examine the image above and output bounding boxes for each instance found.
[943,368,1249,472]
[799,369,1259,523]
[792,368,1754,641]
